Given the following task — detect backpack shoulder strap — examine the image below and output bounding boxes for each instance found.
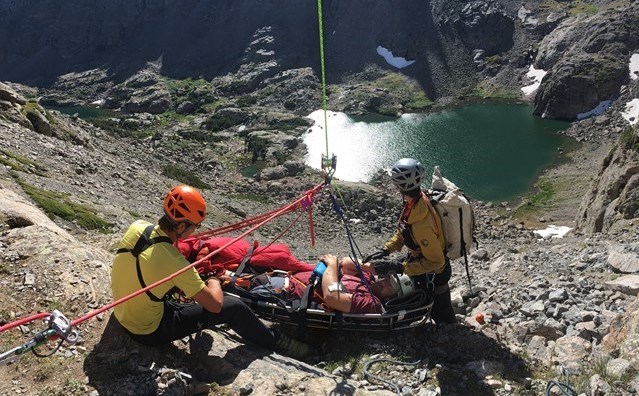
[420,192,442,239]
[115,224,174,302]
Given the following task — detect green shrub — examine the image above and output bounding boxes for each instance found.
[203,115,237,132]
[16,179,112,231]
[236,95,258,108]
[87,118,152,139]
[405,91,434,110]
[570,1,598,16]
[619,126,638,151]
[474,80,519,100]
[245,135,269,162]
[21,100,43,117]
[376,73,433,109]
[0,152,27,172]
[161,164,210,189]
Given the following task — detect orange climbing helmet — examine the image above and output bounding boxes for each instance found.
[163,185,206,225]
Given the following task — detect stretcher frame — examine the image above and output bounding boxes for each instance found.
[227,291,434,332]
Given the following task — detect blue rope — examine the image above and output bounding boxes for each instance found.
[328,191,382,314]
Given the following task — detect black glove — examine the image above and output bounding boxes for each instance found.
[363,248,389,263]
[373,260,404,276]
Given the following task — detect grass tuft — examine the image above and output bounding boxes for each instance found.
[15,178,113,232]
[513,179,556,218]
[161,164,210,189]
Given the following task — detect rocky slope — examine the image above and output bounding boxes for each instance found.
[1,1,639,395]
[1,100,639,395]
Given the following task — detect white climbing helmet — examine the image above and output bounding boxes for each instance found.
[389,158,425,192]
[389,273,415,297]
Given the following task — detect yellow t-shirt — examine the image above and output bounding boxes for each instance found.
[111,220,205,335]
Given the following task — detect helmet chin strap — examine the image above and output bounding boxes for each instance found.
[173,221,191,240]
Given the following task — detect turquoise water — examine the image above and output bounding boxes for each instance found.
[304,104,571,202]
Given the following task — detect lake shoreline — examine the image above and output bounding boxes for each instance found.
[303,102,571,203]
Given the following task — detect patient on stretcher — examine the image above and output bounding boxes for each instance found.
[177,237,415,314]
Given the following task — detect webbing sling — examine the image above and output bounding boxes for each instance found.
[230,241,258,286]
[116,225,177,302]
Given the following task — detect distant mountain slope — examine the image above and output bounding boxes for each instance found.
[0,0,516,98]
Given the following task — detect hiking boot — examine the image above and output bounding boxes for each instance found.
[274,333,312,359]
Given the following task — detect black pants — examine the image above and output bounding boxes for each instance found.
[411,262,456,324]
[127,294,277,349]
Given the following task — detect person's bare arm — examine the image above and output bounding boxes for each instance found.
[339,257,376,276]
[192,278,224,313]
[320,254,353,313]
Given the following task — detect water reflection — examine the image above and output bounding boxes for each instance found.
[304,105,570,202]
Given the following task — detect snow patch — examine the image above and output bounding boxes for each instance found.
[533,225,572,239]
[90,99,105,107]
[521,65,546,96]
[621,98,639,125]
[630,53,639,80]
[376,46,416,69]
[577,100,612,120]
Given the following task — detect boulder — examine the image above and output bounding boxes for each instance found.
[24,106,54,136]
[552,336,592,368]
[604,275,639,296]
[607,245,639,273]
[451,1,515,55]
[603,299,639,371]
[121,85,172,114]
[534,52,627,119]
[578,128,639,233]
[203,107,249,131]
[0,82,27,105]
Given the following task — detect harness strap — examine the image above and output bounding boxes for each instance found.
[292,273,319,336]
[230,241,258,285]
[421,191,441,239]
[115,225,175,302]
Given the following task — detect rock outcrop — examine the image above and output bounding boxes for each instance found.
[578,122,639,233]
[533,7,639,120]
[0,0,510,101]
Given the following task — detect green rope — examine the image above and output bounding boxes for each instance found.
[316,0,329,159]
[332,182,347,209]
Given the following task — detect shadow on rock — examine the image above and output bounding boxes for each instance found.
[83,314,266,395]
[315,322,532,396]
[424,323,532,395]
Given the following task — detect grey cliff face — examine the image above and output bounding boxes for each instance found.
[533,7,639,120]
[0,0,519,99]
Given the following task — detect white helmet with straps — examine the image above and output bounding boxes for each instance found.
[389,273,415,297]
[389,158,425,192]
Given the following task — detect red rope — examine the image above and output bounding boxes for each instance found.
[0,184,323,337]
[192,184,322,239]
[69,183,324,327]
[0,312,50,333]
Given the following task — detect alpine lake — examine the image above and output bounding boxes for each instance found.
[51,103,573,203]
[304,103,572,203]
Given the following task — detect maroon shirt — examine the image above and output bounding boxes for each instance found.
[288,271,382,314]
